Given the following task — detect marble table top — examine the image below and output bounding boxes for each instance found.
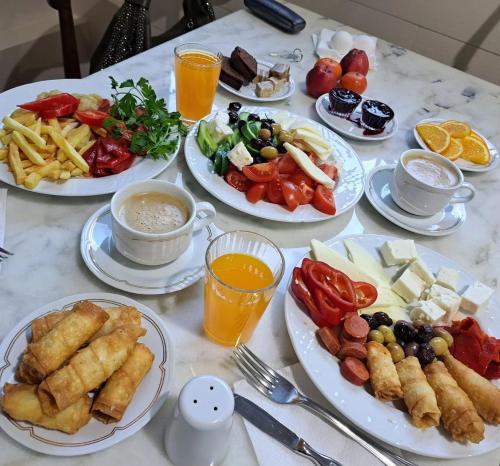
[1,3,499,465]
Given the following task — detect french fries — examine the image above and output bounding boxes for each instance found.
[47,127,89,173]
[12,131,45,165]
[0,148,7,161]
[2,116,46,148]
[8,142,25,185]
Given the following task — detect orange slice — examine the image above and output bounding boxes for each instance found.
[460,136,490,165]
[470,130,488,148]
[440,138,463,160]
[439,120,471,138]
[416,124,451,153]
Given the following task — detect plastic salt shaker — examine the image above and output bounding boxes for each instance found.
[165,375,234,466]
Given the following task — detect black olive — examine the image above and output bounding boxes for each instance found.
[416,324,434,343]
[416,343,436,366]
[227,111,239,124]
[373,312,393,327]
[394,321,417,343]
[228,102,242,112]
[248,113,260,122]
[261,118,275,125]
[404,342,419,357]
[261,121,273,132]
[237,120,247,131]
[252,155,266,164]
[277,144,287,154]
[360,314,378,330]
[250,138,265,150]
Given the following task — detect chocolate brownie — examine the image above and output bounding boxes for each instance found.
[220,56,247,90]
[230,47,257,81]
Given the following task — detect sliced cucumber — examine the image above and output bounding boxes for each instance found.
[197,120,218,157]
[239,112,250,122]
[220,156,230,176]
[241,121,261,141]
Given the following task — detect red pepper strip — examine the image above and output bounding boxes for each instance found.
[97,98,111,112]
[353,281,378,309]
[19,93,79,116]
[39,102,79,119]
[310,287,343,327]
[111,153,134,174]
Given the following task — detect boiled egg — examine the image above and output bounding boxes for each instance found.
[329,31,353,56]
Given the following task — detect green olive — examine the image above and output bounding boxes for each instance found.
[271,123,282,135]
[378,325,396,343]
[258,128,272,141]
[429,337,448,356]
[432,328,453,347]
[412,319,426,328]
[260,146,279,160]
[386,342,405,363]
[368,330,384,344]
[278,130,293,144]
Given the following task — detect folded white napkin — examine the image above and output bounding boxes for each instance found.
[312,28,377,69]
[234,363,403,466]
[0,189,7,272]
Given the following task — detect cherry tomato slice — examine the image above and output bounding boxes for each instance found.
[225,165,251,192]
[281,180,304,211]
[353,281,378,309]
[246,183,267,203]
[319,163,339,181]
[277,154,299,174]
[242,162,278,183]
[266,178,285,204]
[75,110,109,127]
[313,185,336,215]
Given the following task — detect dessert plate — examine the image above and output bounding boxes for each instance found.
[0,78,180,196]
[315,93,398,142]
[185,106,364,223]
[81,204,221,295]
[219,60,295,103]
[365,165,466,236]
[414,118,499,173]
[285,234,500,459]
[0,292,174,456]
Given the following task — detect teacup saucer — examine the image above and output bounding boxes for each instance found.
[81,204,221,294]
[364,165,466,236]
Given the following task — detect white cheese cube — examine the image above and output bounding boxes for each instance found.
[460,282,494,313]
[214,111,230,125]
[380,240,417,266]
[435,267,459,291]
[409,300,446,323]
[408,257,435,287]
[426,283,458,300]
[227,142,253,171]
[430,294,461,323]
[208,121,233,144]
[391,269,426,303]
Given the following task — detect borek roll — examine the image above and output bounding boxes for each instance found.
[366,341,403,401]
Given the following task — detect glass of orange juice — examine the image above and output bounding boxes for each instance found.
[204,231,285,346]
[174,43,222,123]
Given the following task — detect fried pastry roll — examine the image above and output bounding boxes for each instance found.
[31,310,70,342]
[443,353,500,424]
[17,301,109,384]
[424,361,484,443]
[38,325,145,416]
[1,383,91,434]
[92,343,154,423]
[366,341,403,401]
[395,356,441,428]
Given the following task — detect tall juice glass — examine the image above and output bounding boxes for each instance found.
[174,43,222,123]
[204,231,285,346]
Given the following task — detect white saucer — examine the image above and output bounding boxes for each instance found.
[81,205,221,294]
[315,93,398,142]
[364,165,466,236]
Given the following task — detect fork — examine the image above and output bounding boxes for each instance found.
[0,246,13,261]
[233,345,417,466]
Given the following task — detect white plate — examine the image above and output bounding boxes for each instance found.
[219,60,295,102]
[81,204,220,295]
[284,234,500,459]
[316,93,398,142]
[185,106,365,223]
[413,118,499,172]
[365,164,466,236]
[0,292,174,456]
[0,79,180,196]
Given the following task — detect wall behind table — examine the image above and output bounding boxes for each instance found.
[1,0,499,91]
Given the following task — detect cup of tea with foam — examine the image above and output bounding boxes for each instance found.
[111,180,216,265]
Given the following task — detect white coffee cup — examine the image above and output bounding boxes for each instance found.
[390,149,476,216]
[111,180,216,265]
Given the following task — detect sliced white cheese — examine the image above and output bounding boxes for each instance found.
[380,240,417,266]
[301,140,332,161]
[292,129,331,150]
[391,269,426,303]
[343,239,391,288]
[435,267,459,291]
[227,142,252,171]
[361,305,409,322]
[409,300,446,323]
[460,281,494,313]
[288,121,321,135]
[284,143,334,188]
[408,257,435,287]
[370,286,406,308]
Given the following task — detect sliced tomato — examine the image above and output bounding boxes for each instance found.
[225,165,251,192]
[289,172,315,188]
[242,162,278,183]
[313,185,336,215]
[75,110,109,127]
[277,154,299,174]
[289,172,315,204]
[307,151,320,165]
[281,180,304,211]
[266,178,285,204]
[18,93,79,119]
[246,183,267,203]
[353,281,378,309]
[319,163,339,181]
[97,98,111,112]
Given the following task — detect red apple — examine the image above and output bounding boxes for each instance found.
[315,58,342,80]
[340,49,369,76]
[306,64,338,98]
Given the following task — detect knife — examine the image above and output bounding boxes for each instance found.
[234,394,342,466]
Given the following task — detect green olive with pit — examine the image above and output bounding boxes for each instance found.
[432,328,453,347]
[258,128,272,141]
[271,123,282,135]
[260,146,279,160]
[429,337,449,356]
[378,325,396,343]
[386,342,405,363]
[278,130,293,144]
[368,330,384,344]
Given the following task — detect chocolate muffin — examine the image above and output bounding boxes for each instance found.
[230,47,257,81]
[361,100,394,130]
[328,88,362,118]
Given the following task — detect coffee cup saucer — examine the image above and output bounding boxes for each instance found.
[364,165,466,236]
[81,204,222,294]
